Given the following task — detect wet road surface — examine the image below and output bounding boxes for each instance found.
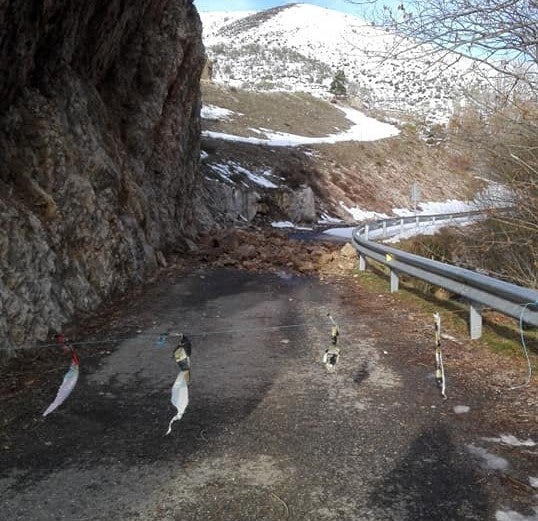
[1,269,536,520]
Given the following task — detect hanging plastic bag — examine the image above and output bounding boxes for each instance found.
[43,350,80,416]
[165,370,189,435]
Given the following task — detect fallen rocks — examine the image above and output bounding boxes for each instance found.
[190,229,358,278]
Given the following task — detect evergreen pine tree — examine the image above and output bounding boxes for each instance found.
[329,70,347,97]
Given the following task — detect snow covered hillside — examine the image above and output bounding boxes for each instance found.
[200,3,493,124]
[202,104,400,145]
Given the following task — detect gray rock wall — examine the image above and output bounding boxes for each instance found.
[0,0,206,352]
[276,186,316,223]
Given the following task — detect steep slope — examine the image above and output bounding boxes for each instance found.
[0,0,205,352]
[201,3,490,124]
[200,83,476,225]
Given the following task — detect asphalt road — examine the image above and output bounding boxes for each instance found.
[1,268,536,520]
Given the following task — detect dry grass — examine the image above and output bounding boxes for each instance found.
[202,83,351,137]
[201,82,477,218]
[356,264,538,369]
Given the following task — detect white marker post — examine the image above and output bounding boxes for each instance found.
[411,182,420,216]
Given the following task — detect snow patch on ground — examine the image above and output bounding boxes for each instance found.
[465,444,509,470]
[495,508,538,521]
[271,221,312,230]
[208,161,279,188]
[271,221,294,228]
[318,213,343,224]
[339,202,389,221]
[202,105,399,146]
[453,405,470,414]
[245,169,279,188]
[530,477,538,488]
[392,199,478,216]
[482,435,536,447]
[201,105,239,120]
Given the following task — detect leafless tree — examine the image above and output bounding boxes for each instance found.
[349,0,538,287]
[351,0,537,82]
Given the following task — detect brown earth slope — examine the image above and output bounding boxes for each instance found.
[201,83,478,219]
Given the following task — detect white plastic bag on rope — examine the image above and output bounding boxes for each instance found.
[43,358,79,416]
[165,370,189,435]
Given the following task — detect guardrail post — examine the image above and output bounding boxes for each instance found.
[382,221,387,238]
[400,218,404,234]
[390,269,399,293]
[469,301,483,339]
[350,211,538,332]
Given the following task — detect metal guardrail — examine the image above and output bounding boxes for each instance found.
[363,210,484,241]
[351,211,538,339]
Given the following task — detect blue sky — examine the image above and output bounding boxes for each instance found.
[193,0,396,18]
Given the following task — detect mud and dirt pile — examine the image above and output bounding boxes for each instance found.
[0,0,205,352]
[189,229,357,276]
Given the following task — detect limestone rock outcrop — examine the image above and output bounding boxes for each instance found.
[0,0,205,352]
[276,186,316,223]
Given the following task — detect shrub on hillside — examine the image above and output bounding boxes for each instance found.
[422,101,538,288]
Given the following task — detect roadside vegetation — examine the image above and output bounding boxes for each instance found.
[359,0,537,289]
[356,263,538,366]
[446,104,538,288]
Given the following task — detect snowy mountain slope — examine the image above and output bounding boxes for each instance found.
[201,3,492,124]
[200,10,255,35]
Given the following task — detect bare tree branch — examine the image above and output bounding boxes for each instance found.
[348,0,538,85]
[345,0,538,287]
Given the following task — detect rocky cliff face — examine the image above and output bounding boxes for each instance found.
[0,0,205,352]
